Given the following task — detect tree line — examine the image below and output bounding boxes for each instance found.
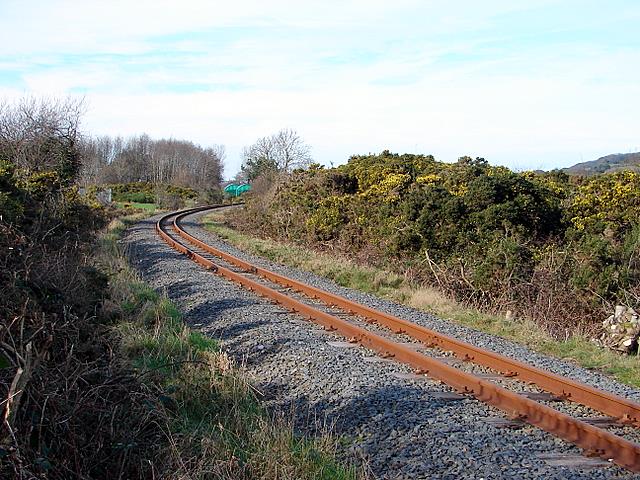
[79,134,225,194]
[80,127,313,195]
[2,96,315,207]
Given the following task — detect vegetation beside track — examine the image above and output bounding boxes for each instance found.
[0,98,360,479]
[230,153,640,341]
[2,208,362,479]
[114,201,159,213]
[103,215,362,480]
[89,182,206,210]
[202,211,640,388]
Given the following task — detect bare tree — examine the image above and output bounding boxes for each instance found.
[148,138,224,189]
[241,128,312,181]
[273,128,312,171]
[0,97,85,182]
[0,97,224,197]
[78,135,123,186]
[78,133,224,193]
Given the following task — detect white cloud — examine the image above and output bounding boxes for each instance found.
[0,0,544,56]
[77,58,639,175]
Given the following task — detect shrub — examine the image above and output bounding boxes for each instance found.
[234,151,639,337]
[0,99,157,478]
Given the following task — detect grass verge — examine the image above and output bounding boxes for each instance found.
[114,201,159,212]
[202,211,640,389]
[97,214,362,479]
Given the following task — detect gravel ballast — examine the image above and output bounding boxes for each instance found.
[124,212,640,479]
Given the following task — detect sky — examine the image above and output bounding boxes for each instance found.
[1,0,639,177]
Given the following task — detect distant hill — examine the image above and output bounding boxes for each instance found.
[564,152,640,176]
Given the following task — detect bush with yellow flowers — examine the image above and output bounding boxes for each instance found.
[237,152,639,335]
[569,171,640,236]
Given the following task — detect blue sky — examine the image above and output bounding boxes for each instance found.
[1,0,638,177]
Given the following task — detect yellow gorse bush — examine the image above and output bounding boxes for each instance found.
[360,173,411,201]
[415,173,441,185]
[306,194,349,239]
[240,150,640,335]
[570,171,640,234]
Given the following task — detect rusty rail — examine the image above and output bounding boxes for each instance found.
[156,207,640,471]
[173,208,640,427]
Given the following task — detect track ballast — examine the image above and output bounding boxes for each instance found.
[147,205,640,477]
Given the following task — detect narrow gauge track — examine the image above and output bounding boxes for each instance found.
[156,205,640,472]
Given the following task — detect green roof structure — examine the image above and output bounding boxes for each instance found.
[224,183,251,197]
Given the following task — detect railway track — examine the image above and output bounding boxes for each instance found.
[156,205,640,473]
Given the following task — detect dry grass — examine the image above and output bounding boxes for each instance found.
[404,286,457,314]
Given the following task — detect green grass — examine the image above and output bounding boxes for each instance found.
[202,212,640,389]
[97,213,362,480]
[114,201,158,212]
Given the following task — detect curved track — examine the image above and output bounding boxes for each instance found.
[156,205,640,472]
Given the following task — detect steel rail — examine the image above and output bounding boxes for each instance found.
[157,207,640,471]
[173,207,640,429]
